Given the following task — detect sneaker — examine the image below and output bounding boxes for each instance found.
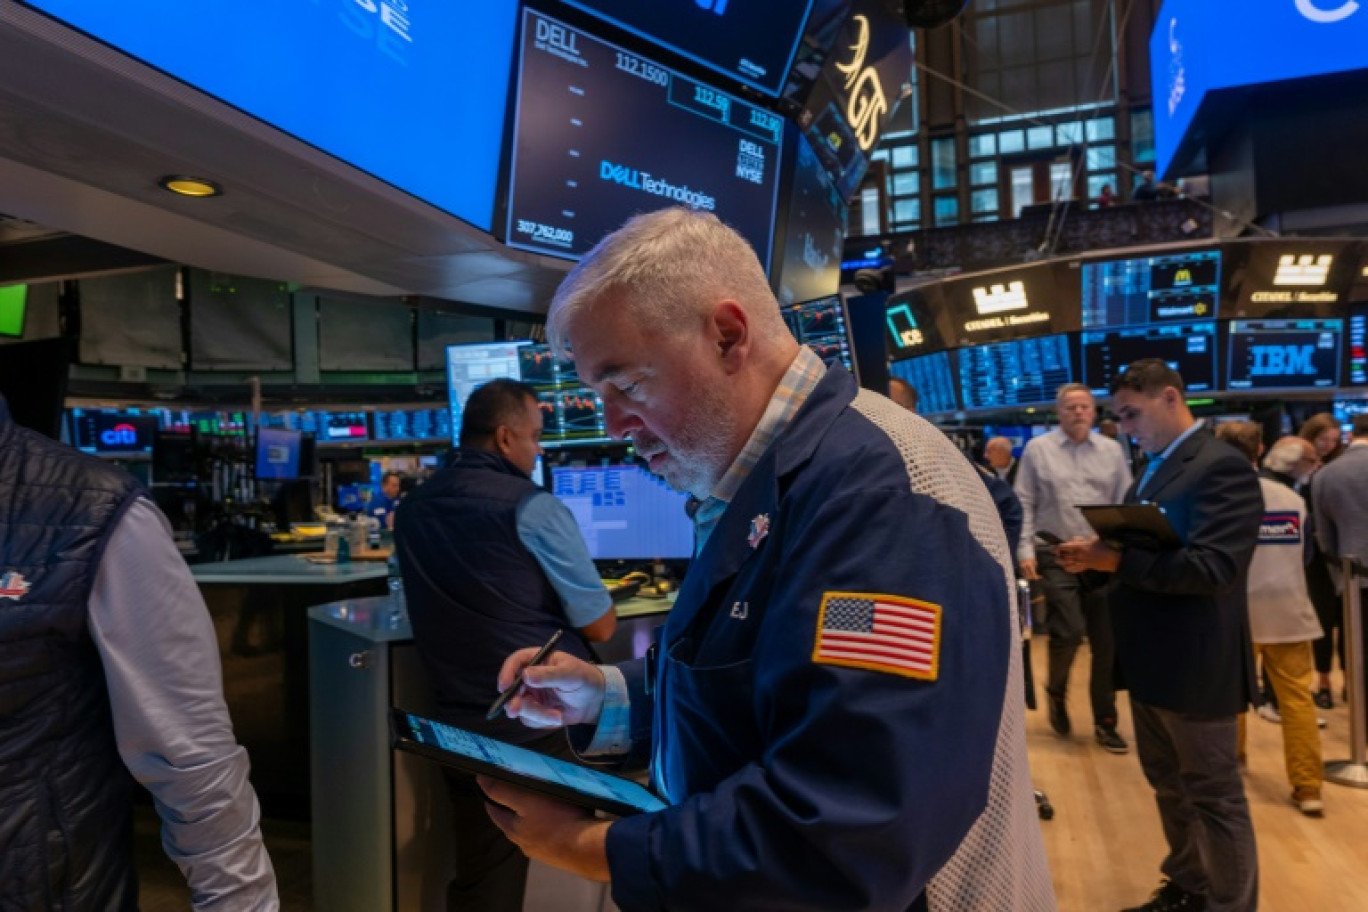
[1121,878,1207,911]
[1318,716,1328,729]
[1095,724,1130,754]
[1048,693,1071,736]
[1314,687,1333,710]
[1294,786,1324,816]
[1255,703,1282,724]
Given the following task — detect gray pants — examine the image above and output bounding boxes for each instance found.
[1132,700,1258,912]
[1040,551,1117,726]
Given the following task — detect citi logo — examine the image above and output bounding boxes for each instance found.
[1249,345,1316,376]
[1273,254,1333,286]
[600,161,642,188]
[1296,0,1359,24]
[972,281,1029,315]
[1259,512,1301,543]
[100,423,138,446]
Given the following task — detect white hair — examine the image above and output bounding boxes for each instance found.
[546,207,787,356]
[1263,438,1307,475]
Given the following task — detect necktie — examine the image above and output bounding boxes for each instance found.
[1136,454,1165,498]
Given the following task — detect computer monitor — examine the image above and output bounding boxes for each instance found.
[958,334,1074,411]
[1226,319,1342,392]
[256,427,304,480]
[889,351,958,415]
[1079,249,1221,328]
[780,296,853,372]
[372,408,453,442]
[550,463,694,561]
[70,410,159,456]
[447,340,530,440]
[518,343,612,448]
[1346,302,1367,388]
[337,483,378,513]
[1080,321,1219,396]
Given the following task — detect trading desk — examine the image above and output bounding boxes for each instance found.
[191,554,390,816]
[308,593,670,912]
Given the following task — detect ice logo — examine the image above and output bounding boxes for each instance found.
[1296,0,1359,24]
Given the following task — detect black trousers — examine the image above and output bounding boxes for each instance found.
[441,731,576,912]
[1307,556,1343,676]
[1040,550,1118,727]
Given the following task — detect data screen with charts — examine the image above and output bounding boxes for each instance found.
[551,464,694,560]
[447,341,529,439]
[780,296,853,371]
[519,344,612,447]
[1226,319,1342,392]
[1080,250,1221,329]
[958,334,1073,410]
[889,352,958,415]
[1080,321,1218,395]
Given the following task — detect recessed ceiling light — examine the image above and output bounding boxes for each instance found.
[158,175,223,198]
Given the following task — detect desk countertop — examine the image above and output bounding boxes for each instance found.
[190,554,390,585]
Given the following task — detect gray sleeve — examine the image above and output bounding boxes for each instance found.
[88,498,279,911]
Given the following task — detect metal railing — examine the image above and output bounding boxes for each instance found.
[1326,558,1368,788]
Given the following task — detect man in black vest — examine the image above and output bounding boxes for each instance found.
[0,395,277,910]
[1058,360,1262,912]
[394,377,616,912]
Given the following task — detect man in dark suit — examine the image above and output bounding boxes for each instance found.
[1057,359,1262,912]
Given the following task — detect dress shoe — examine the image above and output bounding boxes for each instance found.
[1314,687,1333,710]
[1048,693,1070,736]
[1094,724,1129,754]
[1120,879,1206,911]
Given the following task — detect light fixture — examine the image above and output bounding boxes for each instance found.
[158,175,223,198]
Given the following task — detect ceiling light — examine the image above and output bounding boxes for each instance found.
[158,175,223,198]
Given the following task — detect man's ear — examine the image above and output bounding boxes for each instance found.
[493,425,513,459]
[710,300,750,372]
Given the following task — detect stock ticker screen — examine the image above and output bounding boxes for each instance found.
[447,341,529,439]
[1226,319,1342,392]
[1080,250,1221,328]
[372,408,453,442]
[1080,321,1218,395]
[958,334,1073,411]
[1348,304,1367,387]
[780,296,852,371]
[551,463,694,561]
[889,352,958,415]
[558,0,814,97]
[505,10,783,265]
[520,344,612,447]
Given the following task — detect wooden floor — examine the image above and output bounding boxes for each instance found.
[136,635,1368,910]
[1027,636,1368,911]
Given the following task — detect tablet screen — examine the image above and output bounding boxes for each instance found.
[395,711,667,816]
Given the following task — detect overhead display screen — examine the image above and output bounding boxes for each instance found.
[774,128,847,306]
[1080,249,1221,328]
[447,342,529,439]
[24,0,520,231]
[70,410,159,455]
[372,408,453,442]
[958,334,1074,411]
[505,10,784,265]
[1080,321,1219,396]
[519,344,612,448]
[1151,0,1368,177]
[918,263,1078,349]
[558,0,814,97]
[1227,319,1342,391]
[1223,241,1363,319]
[889,352,958,415]
[780,296,853,372]
[1348,304,1368,387]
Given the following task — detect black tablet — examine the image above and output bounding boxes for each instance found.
[391,709,666,818]
[1076,503,1182,549]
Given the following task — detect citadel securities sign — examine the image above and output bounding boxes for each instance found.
[1152,0,1368,177]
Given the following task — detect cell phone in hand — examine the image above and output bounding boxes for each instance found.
[1034,530,1064,546]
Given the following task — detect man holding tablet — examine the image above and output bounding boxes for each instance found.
[479,208,1054,911]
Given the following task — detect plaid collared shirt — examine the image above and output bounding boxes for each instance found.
[691,346,827,554]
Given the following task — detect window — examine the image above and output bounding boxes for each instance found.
[931,138,957,190]
[970,162,998,187]
[968,134,997,158]
[1027,125,1054,150]
[891,144,919,169]
[1132,109,1155,164]
[1050,161,1075,200]
[893,198,922,225]
[1085,116,1115,142]
[934,195,959,226]
[892,172,919,196]
[999,130,1026,154]
[1087,173,1116,204]
[971,188,999,215]
[1086,145,1115,171]
[1010,166,1034,218]
[1055,122,1083,146]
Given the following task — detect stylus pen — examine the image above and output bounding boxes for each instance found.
[486,629,564,720]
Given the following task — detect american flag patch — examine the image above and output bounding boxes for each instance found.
[812,592,941,681]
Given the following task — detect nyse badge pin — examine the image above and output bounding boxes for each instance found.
[0,570,32,601]
[730,601,749,620]
[747,513,770,549]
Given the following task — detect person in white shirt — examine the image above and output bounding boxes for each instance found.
[1015,383,1132,752]
[1215,426,1325,816]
